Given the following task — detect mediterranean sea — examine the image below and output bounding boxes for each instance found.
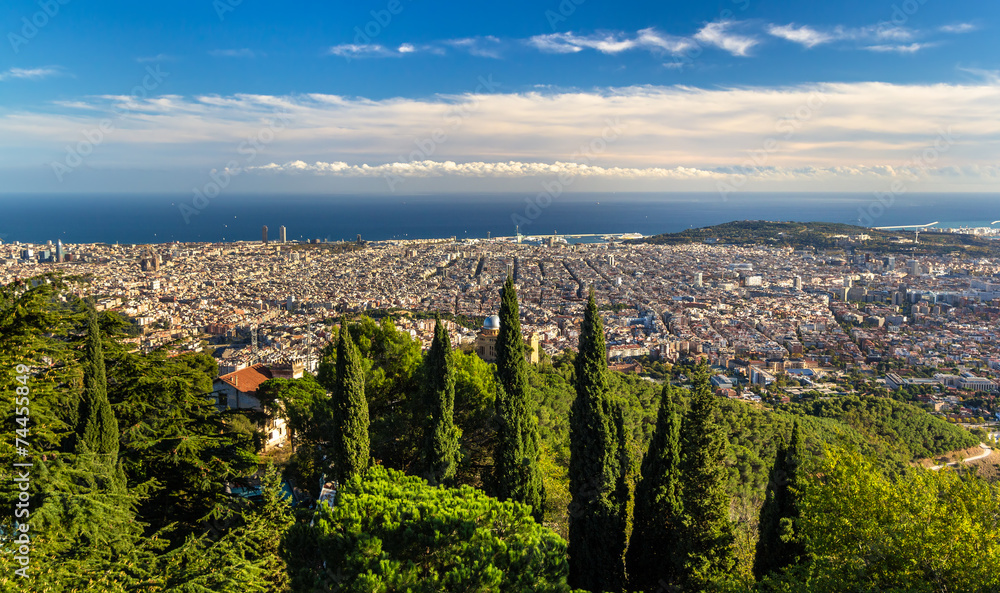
[1,192,998,245]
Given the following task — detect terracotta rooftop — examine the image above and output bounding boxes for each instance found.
[218,363,273,395]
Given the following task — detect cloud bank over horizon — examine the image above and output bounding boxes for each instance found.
[3,80,1000,192]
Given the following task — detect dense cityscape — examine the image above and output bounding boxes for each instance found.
[5,226,1000,428]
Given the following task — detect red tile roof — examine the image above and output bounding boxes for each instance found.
[218,363,273,395]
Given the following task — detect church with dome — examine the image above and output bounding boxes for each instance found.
[472,314,540,364]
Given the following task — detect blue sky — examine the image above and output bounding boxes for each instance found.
[2,0,999,194]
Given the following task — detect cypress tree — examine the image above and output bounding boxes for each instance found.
[490,275,545,522]
[316,337,338,393]
[677,364,736,588]
[77,309,118,457]
[421,316,461,486]
[332,326,369,481]
[626,383,683,592]
[753,421,805,580]
[568,287,627,592]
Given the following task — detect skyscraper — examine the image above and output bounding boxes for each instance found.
[262,225,268,244]
[279,225,287,243]
[55,240,64,263]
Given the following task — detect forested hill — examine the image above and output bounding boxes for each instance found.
[3,274,1000,592]
[630,220,999,255]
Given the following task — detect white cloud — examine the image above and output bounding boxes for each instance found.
[445,36,504,58]
[636,28,695,54]
[767,23,932,50]
[528,28,693,56]
[246,159,1000,184]
[0,67,61,81]
[5,82,1000,190]
[694,21,758,56]
[874,26,914,42]
[208,48,260,58]
[327,43,400,58]
[767,24,833,48]
[529,32,635,54]
[940,23,977,34]
[957,67,1000,83]
[864,43,927,53]
[247,159,730,179]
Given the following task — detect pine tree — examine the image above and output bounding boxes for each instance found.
[332,326,369,482]
[490,275,545,522]
[77,309,119,458]
[677,364,736,588]
[626,382,684,592]
[421,316,461,486]
[753,421,805,580]
[567,287,627,592]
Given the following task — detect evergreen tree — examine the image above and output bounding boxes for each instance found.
[490,275,546,522]
[332,326,370,481]
[283,465,572,593]
[626,383,683,592]
[567,287,627,592]
[753,421,805,580]
[77,308,119,458]
[420,316,461,485]
[112,351,259,542]
[677,364,736,588]
[315,337,338,393]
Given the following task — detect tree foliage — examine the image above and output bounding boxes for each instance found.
[282,465,575,593]
[763,447,1000,593]
[419,317,461,485]
[331,326,369,482]
[753,421,805,581]
[627,383,683,591]
[677,364,736,589]
[567,288,628,592]
[490,275,546,522]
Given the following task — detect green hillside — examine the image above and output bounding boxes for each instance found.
[632,220,999,255]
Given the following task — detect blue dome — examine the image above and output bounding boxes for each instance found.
[484,315,501,329]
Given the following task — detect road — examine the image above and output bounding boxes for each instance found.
[929,443,993,471]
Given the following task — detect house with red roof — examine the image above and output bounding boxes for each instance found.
[213,362,299,450]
